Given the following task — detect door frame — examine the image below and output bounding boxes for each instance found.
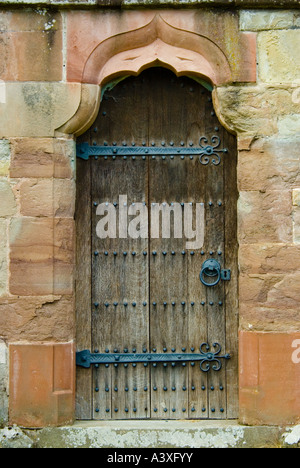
[74,68,239,420]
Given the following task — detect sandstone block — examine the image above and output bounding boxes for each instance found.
[17,178,75,218]
[293,189,300,206]
[239,330,300,425]
[0,219,8,296]
[66,9,256,85]
[0,178,16,217]
[214,86,280,136]
[0,295,75,342]
[238,137,300,191]
[239,243,300,275]
[293,206,300,244]
[9,342,75,428]
[0,10,62,81]
[278,114,300,137]
[9,217,75,296]
[240,10,294,31]
[0,140,10,177]
[0,339,8,426]
[258,30,300,83]
[0,82,81,138]
[240,271,300,309]
[238,190,293,244]
[10,138,75,179]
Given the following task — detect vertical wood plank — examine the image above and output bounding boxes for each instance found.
[75,156,92,419]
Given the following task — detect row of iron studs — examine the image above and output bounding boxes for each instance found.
[94,301,223,307]
[94,250,223,256]
[95,407,225,414]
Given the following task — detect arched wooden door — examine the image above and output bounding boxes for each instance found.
[76,68,238,420]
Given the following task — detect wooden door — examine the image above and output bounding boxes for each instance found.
[76,68,238,420]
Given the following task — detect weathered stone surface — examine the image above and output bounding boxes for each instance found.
[66,10,256,85]
[239,244,300,330]
[0,219,8,296]
[27,420,285,449]
[10,138,75,179]
[0,295,74,342]
[1,0,300,6]
[278,114,300,137]
[240,9,295,31]
[0,178,16,217]
[0,140,10,177]
[238,190,293,244]
[258,30,300,83]
[293,188,300,207]
[0,426,34,448]
[293,205,300,244]
[214,85,299,136]
[0,83,81,137]
[0,10,62,81]
[237,137,300,191]
[16,178,75,218]
[9,342,75,428]
[0,339,8,426]
[9,217,75,296]
[239,330,300,425]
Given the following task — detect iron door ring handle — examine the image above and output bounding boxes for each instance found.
[200,259,221,287]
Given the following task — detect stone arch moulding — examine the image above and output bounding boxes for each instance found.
[56,13,256,137]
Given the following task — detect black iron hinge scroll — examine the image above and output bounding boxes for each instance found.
[76,342,230,373]
[77,136,228,166]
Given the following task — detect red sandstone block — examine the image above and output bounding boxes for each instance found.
[9,342,75,428]
[239,330,300,425]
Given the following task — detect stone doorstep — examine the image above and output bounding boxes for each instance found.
[2,420,297,449]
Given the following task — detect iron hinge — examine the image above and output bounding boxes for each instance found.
[76,343,230,372]
[76,136,228,166]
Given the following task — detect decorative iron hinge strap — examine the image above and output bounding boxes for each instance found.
[76,136,228,166]
[76,343,230,372]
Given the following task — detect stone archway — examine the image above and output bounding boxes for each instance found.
[56,11,256,138]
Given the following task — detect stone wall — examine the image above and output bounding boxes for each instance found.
[0,4,299,427]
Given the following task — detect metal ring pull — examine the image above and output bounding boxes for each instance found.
[200,259,221,287]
